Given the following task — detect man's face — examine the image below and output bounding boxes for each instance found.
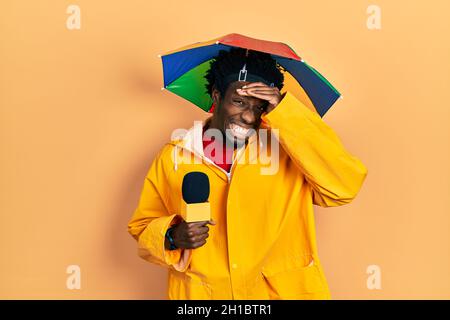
[211,81,268,145]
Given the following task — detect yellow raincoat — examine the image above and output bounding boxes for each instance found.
[127,91,368,300]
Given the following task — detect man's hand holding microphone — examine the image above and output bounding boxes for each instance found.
[165,171,215,250]
[165,219,216,250]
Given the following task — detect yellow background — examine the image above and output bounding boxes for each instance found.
[1,0,449,299]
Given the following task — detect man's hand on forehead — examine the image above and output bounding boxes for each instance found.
[235,81,283,113]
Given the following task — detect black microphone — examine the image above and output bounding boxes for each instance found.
[180,172,211,222]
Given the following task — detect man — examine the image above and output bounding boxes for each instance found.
[127,48,368,299]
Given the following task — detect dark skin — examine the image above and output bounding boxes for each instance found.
[164,219,216,250]
[165,81,284,250]
[209,81,284,143]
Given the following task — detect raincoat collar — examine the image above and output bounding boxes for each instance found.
[169,117,265,174]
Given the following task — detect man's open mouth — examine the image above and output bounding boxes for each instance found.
[228,123,252,139]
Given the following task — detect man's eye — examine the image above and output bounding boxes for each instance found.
[258,103,268,111]
[233,100,244,105]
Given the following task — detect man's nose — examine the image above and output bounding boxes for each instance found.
[241,108,256,125]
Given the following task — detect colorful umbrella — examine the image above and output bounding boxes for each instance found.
[158,33,341,117]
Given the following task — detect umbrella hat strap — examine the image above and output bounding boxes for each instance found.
[223,63,274,88]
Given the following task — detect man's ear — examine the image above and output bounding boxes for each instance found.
[211,85,221,105]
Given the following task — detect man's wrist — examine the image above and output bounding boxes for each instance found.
[165,225,178,250]
[265,92,286,114]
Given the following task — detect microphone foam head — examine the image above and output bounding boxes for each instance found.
[182,172,210,204]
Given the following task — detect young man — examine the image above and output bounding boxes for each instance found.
[127,48,368,299]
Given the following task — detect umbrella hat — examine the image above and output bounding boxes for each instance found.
[159,33,341,117]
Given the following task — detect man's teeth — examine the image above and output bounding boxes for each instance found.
[231,124,249,135]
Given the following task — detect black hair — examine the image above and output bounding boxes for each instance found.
[204,47,285,98]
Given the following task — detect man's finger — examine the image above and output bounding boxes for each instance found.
[241,86,280,91]
[207,219,216,225]
[236,89,276,98]
[187,219,216,227]
[193,240,207,249]
[188,226,209,236]
[190,233,209,243]
[241,91,275,100]
[243,89,277,95]
[240,85,274,91]
[196,219,216,226]
[187,221,208,228]
[241,82,268,89]
[237,86,268,91]
[236,87,271,94]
